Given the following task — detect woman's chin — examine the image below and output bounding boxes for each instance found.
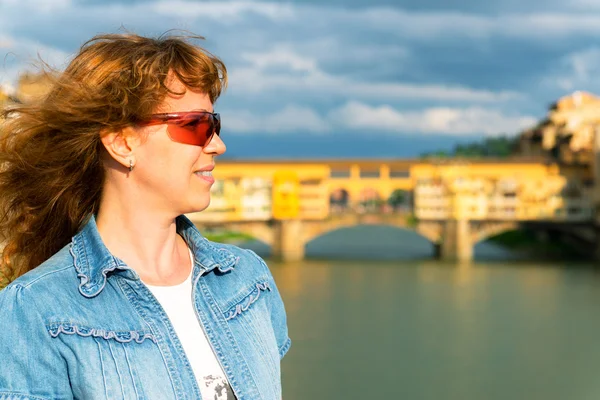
[182,196,211,215]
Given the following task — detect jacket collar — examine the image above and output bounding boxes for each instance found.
[71,214,237,298]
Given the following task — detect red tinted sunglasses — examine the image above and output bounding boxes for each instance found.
[137,111,221,146]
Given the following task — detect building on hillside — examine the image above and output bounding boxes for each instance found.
[516,90,600,217]
[518,91,600,166]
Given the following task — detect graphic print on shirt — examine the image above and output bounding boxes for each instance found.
[202,374,236,399]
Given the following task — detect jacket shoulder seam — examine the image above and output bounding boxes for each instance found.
[0,391,51,400]
[16,264,74,289]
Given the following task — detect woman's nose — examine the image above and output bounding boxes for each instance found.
[203,133,226,155]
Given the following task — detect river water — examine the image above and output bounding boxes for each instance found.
[239,226,600,400]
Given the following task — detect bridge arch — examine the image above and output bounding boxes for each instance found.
[302,214,441,245]
[356,188,383,212]
[303,224,438,257]
[471,222,520,244]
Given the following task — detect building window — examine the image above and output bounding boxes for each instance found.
[300,179,321,185]
[331,169,350,178]
[390,169,410,178]
[360,169,380,178]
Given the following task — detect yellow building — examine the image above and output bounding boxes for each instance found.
[185,158,591,225]
[519,91,600,165]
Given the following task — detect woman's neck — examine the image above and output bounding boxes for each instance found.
[95,182,192,286]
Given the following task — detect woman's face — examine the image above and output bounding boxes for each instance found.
[134,78,226,216]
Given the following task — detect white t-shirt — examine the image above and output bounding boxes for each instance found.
[144,249,235,399]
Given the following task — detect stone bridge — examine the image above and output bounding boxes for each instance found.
[192,213,523,262]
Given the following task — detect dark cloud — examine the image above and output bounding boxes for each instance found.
[275,0,571,14]
[72,0,578,15]
[2,0,597,153]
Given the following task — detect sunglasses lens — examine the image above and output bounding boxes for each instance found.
[167,113,217,146]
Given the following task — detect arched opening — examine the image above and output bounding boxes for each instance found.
[305,224,435,260]
[473,225,590,261]
[357,188,383,213]
[388,189,412,212]
[330,188,350,214]
[473,229,528,261]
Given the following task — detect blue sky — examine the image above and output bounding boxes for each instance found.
[2,0,600,158]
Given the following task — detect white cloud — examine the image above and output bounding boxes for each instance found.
[225,104,330,134]
[240,47,318,73]
[0,35,14,48]
[328,101,537,135]
[149,0,294,21]
[568,0,600,10]
[230,47,520,102]
[0,0,557,139]
[543,47,600,92]
[3,1,600,52]
[224,101,536,136]
[0,0,71,10]
[0,0,289,20]
[0,35,70,88]
[341,7,600,40]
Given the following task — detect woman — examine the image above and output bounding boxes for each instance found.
[0,33,290,400]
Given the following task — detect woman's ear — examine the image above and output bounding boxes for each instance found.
[100,126,141,170]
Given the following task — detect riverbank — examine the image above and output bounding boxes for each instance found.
[203,230,255,244]
[205,226,591,263]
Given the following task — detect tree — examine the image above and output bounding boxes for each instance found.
[388,189,410,209]
[420,135,520,159]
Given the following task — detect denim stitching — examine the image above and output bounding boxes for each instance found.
[47,323,156,344]
[202,278,263,399]
[118,279,182,399]
[71,236,128,298]
[198,281,243,397]
[0,392,51,400]
[224,282,271,321]
[70,242,91,297]
[121,342,141,400]
[230,300,280,399]
[279,337,292,359]
[93,337,109,400]
[107,340,125,399]
[17,265,73,289]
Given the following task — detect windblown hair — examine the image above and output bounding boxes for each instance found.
[0,32,227,284]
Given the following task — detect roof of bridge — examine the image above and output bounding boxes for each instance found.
[219,157,549,167]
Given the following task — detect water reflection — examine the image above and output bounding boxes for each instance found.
[264,257,600,400]
[237,227,600,399]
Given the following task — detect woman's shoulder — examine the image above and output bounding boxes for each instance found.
[199,241,277,299]
[1,244,77,303]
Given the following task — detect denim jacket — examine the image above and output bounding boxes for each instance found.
[0,215,291,400]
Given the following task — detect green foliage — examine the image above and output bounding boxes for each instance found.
[388,189,407,207]
[489,229,585,259]
[405,213,418,228]
[204,231,255,243]
[421,135,519,159]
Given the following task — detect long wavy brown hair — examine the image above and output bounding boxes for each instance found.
[0,32,227,285]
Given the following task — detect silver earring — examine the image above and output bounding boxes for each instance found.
[129,160,134,172]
